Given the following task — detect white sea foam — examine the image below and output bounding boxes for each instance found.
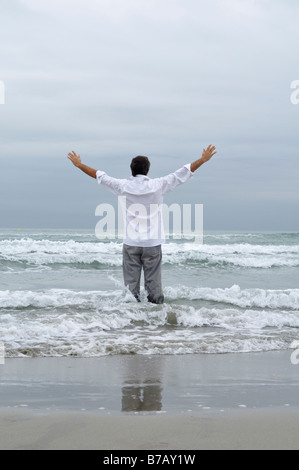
[163,243,299,268]
[0,238,298,268]
[0,286,298,357]
[0,239,123,266]
[1,285,298,310]
[165,285,299,310]
[0,231,298,357]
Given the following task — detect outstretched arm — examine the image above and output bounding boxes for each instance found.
[190,145,217,173]
[67,151,97,179]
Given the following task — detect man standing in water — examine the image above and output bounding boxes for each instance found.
[68,145,216,304]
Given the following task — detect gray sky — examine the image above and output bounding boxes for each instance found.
[0,0,298,230]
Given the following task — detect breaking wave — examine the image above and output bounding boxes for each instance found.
[0,285,298,357]
[0,238,298,269]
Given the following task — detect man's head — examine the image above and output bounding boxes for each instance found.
[130,156,151,177]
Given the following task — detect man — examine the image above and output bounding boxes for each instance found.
[68,145,217,304]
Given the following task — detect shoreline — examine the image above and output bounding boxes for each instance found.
[0,351,299,449]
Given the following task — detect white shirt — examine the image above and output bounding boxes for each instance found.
[96,164,194,247]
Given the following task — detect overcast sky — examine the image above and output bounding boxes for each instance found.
[0,0,298,230]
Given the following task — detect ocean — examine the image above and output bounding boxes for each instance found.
[0,229,298,357]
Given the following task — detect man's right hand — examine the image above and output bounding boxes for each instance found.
[201,145,217,163]
[190,144,217,173]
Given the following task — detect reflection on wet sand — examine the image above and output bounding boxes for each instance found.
[122,380,163,412]
[121,357,164,412]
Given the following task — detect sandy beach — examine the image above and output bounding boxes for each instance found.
[1,407,299,450]
[0,351,298,450]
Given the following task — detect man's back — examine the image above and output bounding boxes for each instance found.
[96,165,193,247]
[67,145,217,303]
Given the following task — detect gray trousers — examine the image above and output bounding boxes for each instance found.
[123,244,164,304]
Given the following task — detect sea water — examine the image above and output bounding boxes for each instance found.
[0,229,298,357]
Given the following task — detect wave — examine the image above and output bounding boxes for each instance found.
[165,285,299,310]
[1,285,298,311]
[163,243,299,268]
[1,231,298,357]
[0,285,298,357]
[0,239,123,268]
[1,238,298,269]
[204,232,299,244]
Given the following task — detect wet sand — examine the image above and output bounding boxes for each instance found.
[0,351,298,449]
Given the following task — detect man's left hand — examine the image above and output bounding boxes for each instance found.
[67,151,82,167]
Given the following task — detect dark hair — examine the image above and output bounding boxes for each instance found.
[130,156,151,177]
